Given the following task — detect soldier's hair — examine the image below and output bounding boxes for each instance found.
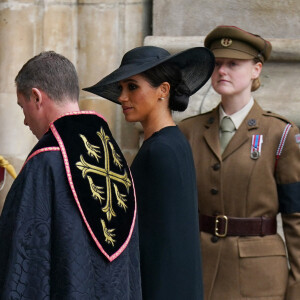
[251,58,262,92]
[15,51,79,103]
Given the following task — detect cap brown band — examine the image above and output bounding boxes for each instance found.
[210,38,265,62]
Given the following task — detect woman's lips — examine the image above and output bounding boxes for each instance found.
[218,78,230,84]
[122,106,133,113]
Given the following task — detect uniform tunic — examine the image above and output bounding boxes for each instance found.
[179,101,300,300]
[131,126,203,300]
[0,113,142,300]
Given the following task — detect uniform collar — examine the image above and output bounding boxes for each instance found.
[219,97,254,130]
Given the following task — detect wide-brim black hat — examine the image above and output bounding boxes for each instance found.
[83,46,215,104]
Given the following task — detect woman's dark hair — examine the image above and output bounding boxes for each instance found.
[140,62,191,112]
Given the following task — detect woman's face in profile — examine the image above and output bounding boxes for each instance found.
[117,74,162,123]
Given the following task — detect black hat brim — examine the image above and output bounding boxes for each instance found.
[83,47,215,104]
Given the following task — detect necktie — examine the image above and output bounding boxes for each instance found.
[220,117,235,154]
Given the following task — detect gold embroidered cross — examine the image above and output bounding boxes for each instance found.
[76,127,132,245]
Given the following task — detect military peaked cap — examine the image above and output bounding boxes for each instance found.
[204,25,272,63]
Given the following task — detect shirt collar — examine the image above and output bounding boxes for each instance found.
[219,97,254,129]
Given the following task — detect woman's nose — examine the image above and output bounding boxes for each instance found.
[118,90,128,103]
[217,64,227,75]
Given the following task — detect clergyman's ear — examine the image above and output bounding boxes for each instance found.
[31,88,43,106]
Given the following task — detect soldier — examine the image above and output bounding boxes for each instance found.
[179,26,300,300]
[0,51,141,299]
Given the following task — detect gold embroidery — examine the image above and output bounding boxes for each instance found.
[113,183,127,211]
[76,127,132,247]
[87,175,105,203]
[101,219,116,246]
[109,141,123,169]
[79,134,101,162]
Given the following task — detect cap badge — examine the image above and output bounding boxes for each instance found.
[221,38,232,47]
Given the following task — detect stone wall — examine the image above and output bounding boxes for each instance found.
[150,1,300,126]
[150,0,300,125]
[0,0,151,213]
[153,0,300,38]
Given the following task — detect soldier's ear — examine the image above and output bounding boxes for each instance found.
[252,62,262,80]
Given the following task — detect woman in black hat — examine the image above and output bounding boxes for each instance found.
[84,45,215,300]
[179,26,300,300]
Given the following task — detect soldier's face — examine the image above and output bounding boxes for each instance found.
[211,58,262,97]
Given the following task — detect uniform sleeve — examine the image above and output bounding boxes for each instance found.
[276,124,300,300]
[0,153,55,299]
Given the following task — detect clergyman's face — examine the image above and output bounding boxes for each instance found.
[17,91,48,140]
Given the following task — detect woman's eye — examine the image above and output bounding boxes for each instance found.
[128,83,137,90]
[117,85,122,91]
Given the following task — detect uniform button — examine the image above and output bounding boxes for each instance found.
[212,163,220,171]
[248,118,256,126]
[208,117,214,124]
[211,188,218,195]
[211,236,219,243]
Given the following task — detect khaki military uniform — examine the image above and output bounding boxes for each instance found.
[179,101,300,300]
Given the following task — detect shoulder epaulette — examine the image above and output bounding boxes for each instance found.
[262,111,292,124]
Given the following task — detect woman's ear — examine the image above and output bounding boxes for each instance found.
[159,82,171,99]
[252,62,262,80]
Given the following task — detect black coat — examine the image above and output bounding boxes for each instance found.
[131,126,203,300]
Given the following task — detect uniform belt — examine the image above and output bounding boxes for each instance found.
[199,214,277,237]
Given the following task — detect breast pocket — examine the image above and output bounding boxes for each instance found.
[238,235,288,298]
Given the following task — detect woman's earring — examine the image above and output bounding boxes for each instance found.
[158,97,165,101]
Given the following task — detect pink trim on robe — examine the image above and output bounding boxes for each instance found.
[49,111,136,262]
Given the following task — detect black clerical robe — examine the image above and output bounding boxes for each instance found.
[0,112,141,300]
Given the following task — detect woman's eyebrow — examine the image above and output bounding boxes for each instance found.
[121,78,138,83]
